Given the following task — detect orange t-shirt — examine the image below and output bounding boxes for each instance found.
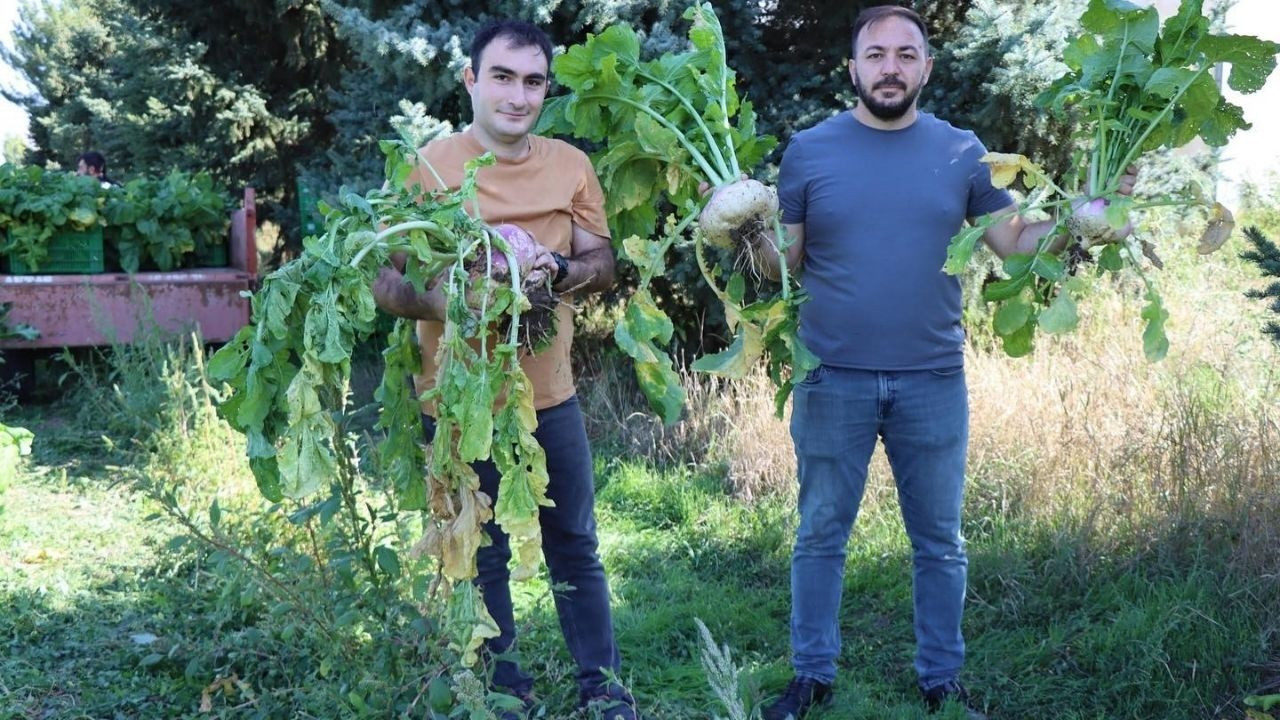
[408,129,610,411]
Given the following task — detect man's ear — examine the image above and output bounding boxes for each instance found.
[462,65,476,92]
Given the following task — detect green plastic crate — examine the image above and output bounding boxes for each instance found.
[6,227,105,274]
[193,239,229,268]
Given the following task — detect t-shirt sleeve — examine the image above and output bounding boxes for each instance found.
[778,135,808,225]
[572,150,611,238]
[964,133,1014,219]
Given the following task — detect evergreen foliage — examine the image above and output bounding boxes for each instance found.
[4,0,1082,228]
[923,0,1085,180]
[1242,225,1280,344]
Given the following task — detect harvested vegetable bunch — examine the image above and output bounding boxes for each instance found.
[0,164,103,272]
[945,0,1279,360]
[539,2,817,422]
[209,138,555,666]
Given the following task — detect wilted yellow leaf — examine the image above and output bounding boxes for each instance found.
[199,674,240,713]
[1197,202,1235,254]
[439,487,493,581]
[981,152,1026,188]
[447,583,501,667]
[980,152,1049,190]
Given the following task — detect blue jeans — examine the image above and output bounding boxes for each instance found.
[422,396,621,701]
[788,364,970,689]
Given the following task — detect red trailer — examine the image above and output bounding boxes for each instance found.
[0,189,258,390]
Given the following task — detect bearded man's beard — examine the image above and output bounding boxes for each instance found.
[855,73,921,120]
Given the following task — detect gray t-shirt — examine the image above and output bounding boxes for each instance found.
[778,111,1012,370]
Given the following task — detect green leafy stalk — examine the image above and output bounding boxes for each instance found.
[942,0,1278,359]
[543,2,814,421]
[208,139,553,669]
[0,164,104,271]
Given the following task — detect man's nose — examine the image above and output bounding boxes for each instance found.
[508,86,531,108]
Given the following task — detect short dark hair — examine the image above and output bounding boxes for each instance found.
[851,6,930,58]
[469,19,553,74]
[78,151,107,175]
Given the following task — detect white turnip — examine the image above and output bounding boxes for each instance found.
[699,179,779,251]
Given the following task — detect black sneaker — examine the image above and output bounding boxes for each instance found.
[762,675,833,720]
[582,684,637,720]
[921,679,987,720]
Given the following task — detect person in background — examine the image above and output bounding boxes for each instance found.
[76,151,117,187]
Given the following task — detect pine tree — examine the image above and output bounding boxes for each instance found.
[923,0,1085,179]
[1242,226,1280,344]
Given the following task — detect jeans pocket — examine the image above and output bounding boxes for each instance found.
[799,364,827,385]
[928,365,964,378]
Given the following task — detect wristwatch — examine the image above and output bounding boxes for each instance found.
[550,251,570,285]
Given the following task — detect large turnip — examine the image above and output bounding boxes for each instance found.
[699,179,779,251]
[1066,196,1132,250]
[477,223,558,352]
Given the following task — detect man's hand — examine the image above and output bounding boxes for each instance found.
[1067,164,1142,248]
[526,242,555,287]
[1116,164,1139,197]
[372,260,446,321]
[984,164,1141,259]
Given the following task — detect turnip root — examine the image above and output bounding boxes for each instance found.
[478,223,559,352]
[481,223,545,283]
[1066,196,1132,249]
[699,179,779,251]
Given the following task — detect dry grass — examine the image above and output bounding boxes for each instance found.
[578,229,1280,578]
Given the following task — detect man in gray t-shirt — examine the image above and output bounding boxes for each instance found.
[701,6,1136,720]
[777,110,1011,370]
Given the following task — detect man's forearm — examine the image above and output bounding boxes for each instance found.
[373,266,445,321]
[555,246,614,295]
[1013,217,1069,257]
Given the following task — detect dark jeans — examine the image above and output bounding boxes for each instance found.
[423,395,620,700]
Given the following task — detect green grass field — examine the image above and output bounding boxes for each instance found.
[3,396,1276,719]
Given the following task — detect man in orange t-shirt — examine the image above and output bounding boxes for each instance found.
[371,19,635,720]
